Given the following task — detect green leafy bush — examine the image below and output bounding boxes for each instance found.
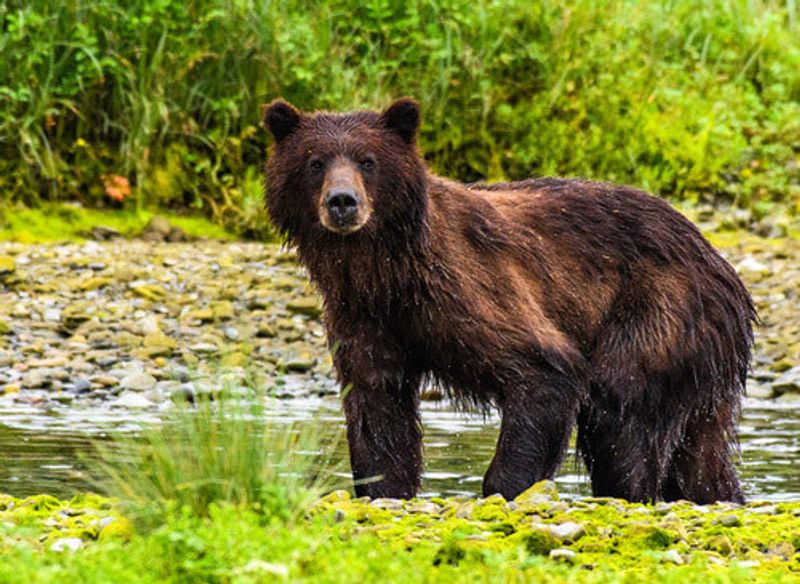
[1,0,798,234]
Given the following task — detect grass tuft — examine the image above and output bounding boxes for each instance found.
[92,390,340,529]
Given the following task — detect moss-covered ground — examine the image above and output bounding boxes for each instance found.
[1,484,798,583]
[0,204,234,243]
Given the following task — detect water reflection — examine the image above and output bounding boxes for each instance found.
[0,397,797,501]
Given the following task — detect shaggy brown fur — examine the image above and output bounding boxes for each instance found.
[263,98,756,503]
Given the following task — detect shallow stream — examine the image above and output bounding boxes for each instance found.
[1,396,797,501]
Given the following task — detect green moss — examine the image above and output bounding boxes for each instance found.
[1,489,800,582]
[517,530,560,556]
[0,204,234,243]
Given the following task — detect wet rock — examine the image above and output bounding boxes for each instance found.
[22,369,50,389]
[86,226,122,241]
[284,353,316,372]
[406,501,440,515]
[211,301,235,320]
[50,537,83,552]
[190,343,218,354]
[0,255,16,275]
[119,372,157,392]
[113,392,155,409]
[660,549,684,565]
[371,498,404,510]
[718,514,743,527]
[78,277,113,291]
[130,284,167,301]
[72,378,92,394]
[549,548,578,563]
[92,375,119,388]
[141,333,177,357]
[139,216,172,242]
[766,541,795,560]
[546,521,585,542]
[515,480,559,505]
[256,323,277,338]
[748,504,778,515]
[286,297,321,317]
[187,308,214,323]
[771,366,800,396]
[707,535,734,556]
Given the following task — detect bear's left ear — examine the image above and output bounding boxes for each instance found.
[381,98,420,144]
[263,99,303,143]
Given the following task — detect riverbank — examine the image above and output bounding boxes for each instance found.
[2,217,799,409]
[1,484,798,582]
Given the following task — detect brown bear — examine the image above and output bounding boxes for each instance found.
[263,98,756,504]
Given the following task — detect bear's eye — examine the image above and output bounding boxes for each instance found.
[309,159,324,174]
[359,158,375,172]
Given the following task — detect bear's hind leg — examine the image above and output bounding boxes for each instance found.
[577,392,683,503]
[661,403,744,504]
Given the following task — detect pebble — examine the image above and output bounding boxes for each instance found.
[547,522,586,542]
[119,372,157,392]
[49,537,83,552]
[549,548,577,563]
[719,515,743,527]
[371,498,404,510]
[113,392,155,409]
[660,549,684,565]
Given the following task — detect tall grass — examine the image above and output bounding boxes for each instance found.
[94,391,339,528]
[1,0,798,230]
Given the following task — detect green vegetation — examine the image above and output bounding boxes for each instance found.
[1,486,798,582]
[2,0,798,236]
[93,392,339,529]
[0,203,234,242]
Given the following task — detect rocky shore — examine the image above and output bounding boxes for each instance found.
[0,234,799,413]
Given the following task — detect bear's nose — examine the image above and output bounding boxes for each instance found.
[325,189,359,221]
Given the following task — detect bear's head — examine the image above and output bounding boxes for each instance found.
[263,99,428,243]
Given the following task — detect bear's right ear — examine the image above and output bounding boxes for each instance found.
[263,99,302,143]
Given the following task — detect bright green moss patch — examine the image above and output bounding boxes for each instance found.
[2,485,797,582]
[0,493,126,554]
[0,204,234,243]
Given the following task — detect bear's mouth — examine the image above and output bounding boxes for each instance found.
[320,212,369,235]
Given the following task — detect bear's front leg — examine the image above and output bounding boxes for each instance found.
[483,370,581,500]
[333,330,422,499]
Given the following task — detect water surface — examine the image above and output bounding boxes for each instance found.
[1,397,797,501]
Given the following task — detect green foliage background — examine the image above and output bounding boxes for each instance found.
[1,0,799,235]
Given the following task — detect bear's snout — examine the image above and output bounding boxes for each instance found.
[319,159,371,234]
[325,189,360,225]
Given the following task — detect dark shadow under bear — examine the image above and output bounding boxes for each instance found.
[263,98,756,504]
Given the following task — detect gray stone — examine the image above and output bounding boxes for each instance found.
[719,514,742,527]
[548,521,585,542]
[661,549,684,565]
[119,372,157,392]
[549,548,577,563]
[371,498,404,510]
[113,392,155,409]
[22,369,50,389]
[50,537,83,552]
[771,366,800,396]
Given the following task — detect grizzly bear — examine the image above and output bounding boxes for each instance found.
[263,98,755,504]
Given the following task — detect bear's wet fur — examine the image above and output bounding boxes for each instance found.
[263,98,756,503]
